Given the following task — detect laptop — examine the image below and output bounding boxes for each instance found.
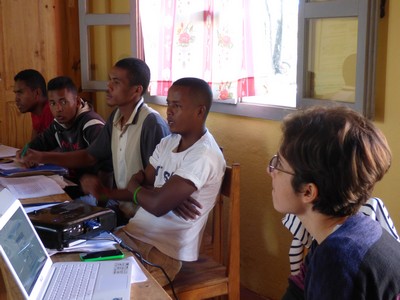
[0,188,132,300]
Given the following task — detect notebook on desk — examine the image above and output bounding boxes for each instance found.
[0,163,68,177]
[0,188,132,300]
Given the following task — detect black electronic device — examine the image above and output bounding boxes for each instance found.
[28,202,116,250]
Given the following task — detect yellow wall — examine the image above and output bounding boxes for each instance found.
[147,2,400,299]
[373,2,400,229]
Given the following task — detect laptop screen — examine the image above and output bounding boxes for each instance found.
[0,206,47,295]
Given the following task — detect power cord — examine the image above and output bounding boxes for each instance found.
[108,232,179,300]
[67,232,179,299]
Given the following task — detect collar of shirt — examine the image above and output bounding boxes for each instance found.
[113,98,144,133]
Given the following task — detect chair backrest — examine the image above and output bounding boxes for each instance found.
[166,163,241,300]
[220,163,240,295]
[201,163,241,296]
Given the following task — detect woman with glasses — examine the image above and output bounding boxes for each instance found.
[268,106,400,300]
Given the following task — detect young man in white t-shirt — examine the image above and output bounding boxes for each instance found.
[83,77,226,286]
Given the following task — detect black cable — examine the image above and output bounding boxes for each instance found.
[108,232,179,300]
[68,232,179,299]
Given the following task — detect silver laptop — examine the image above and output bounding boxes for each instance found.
[0,188,132,300]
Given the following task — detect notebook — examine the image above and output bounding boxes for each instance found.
[0,188,132,300]
[0,163,68,177]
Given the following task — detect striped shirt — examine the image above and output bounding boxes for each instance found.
[282,197,399,275]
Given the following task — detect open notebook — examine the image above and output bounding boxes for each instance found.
[0,188,132,300]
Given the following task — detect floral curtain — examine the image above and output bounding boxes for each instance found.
[138,0,293,103]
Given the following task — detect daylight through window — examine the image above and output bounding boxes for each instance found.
[139,0,298,107]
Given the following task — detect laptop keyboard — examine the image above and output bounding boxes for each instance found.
[43,262,100,300]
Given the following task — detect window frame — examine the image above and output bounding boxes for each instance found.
[78,0,138,91]
[78,0,379,120]
[297,0,379,119]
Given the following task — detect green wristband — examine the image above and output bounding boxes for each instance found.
[133,186,142,205]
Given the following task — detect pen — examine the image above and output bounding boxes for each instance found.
[20,143,29,158]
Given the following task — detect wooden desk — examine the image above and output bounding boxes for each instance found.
[0,190,172,300]
[20,192,72,205]
[52,251,172,300]
[0,250,171,300]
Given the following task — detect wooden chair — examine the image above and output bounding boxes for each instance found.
[165,163,240,300]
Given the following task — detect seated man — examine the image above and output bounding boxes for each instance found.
[81,77,226,286]
[19,58,170,223]
[268,106,400,299]
[14,69,53,139]
[17,76,112,197]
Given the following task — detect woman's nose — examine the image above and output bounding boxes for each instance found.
[267,167,274,178]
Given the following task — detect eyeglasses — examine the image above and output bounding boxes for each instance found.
[268,154,295,176]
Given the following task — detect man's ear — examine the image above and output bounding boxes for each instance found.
[34,87,41,99]
[136,85,144,95]
[301,182,318,204]
[131,85,144,96]
[197,105,206,119]
[75,96,82,107]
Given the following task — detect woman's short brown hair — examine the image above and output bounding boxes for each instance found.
[279,106,391,217]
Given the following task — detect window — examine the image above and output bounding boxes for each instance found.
[79,0,380,120]
[78,0,136,90]
[139,0,298,108]
[297,0,380,119]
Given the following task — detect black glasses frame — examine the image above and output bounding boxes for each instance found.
[268,154,295,176]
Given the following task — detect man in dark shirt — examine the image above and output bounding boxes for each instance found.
[19,58,170,222]
[13,69,53,139]
[17,76,112,198]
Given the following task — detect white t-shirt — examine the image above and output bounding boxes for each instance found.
[124,130,226,261]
